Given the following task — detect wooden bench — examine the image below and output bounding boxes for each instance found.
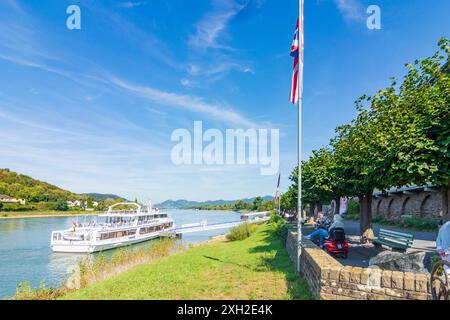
[372,228,414,252]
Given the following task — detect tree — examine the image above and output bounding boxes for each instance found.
[234,200,246,210]
[279,38,450,240]
[332,106,393,240]
[386,38,450,220]
[253,197,263,211]
[97,200,106,211]
[330,38,450,237]
[53,201,68,211]
[86,197,94,209]
[302,148,344,213]
[280,186,297,212]
[260,199,275,211]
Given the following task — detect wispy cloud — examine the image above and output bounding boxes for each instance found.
[187,60,254,77]
[0,42,259,129]
[185,0,257,84]
[83,1,179,70]
[188,0,247,50]
[334,0,365,22]
[106,75,259,128]
[3,0,25,15]
[118,1,145,9]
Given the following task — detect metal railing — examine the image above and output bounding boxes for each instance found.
[430,260,450,300]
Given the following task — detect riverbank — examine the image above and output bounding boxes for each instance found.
[0,210,101,220]
[0,209,244,299]
[60,224,311,300]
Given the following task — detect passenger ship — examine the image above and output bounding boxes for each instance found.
[50,202,174,253]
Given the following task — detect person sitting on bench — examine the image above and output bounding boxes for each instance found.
[315,212,331,229]
[306,214,344,248]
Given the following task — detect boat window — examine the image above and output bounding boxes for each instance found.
[139,225,158,234]
[100,229,137,240]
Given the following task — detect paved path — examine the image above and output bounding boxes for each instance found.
[344,221,437,242]
[344,220,437,252]
[302,221,438,268]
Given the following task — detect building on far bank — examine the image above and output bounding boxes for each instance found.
[66,200,83,207]
[66,200,99,209]
[0,195,26,205]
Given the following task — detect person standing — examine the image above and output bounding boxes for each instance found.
[436,220,450,275]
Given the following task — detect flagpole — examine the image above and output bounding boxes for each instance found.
[278,192,281,215]
[296,0,304,273]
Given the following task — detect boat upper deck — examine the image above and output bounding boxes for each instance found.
[97,202,168,218]
[98,210,168,218]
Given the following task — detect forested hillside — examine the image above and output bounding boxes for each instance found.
[0,168,82,207]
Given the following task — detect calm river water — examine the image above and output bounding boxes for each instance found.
[0,209,242,299]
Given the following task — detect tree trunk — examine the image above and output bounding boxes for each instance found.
[313,203,318,219]
[359,191,374,243]
[308,204,314,217]
[334,197,341,215]
[317,203,323,213]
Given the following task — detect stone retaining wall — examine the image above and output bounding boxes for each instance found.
[372,191,442,219]
[286,230,432,300]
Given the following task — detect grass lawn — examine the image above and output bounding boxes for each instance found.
[62,224,312,300]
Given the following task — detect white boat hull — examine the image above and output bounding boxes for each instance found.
[51,231,169,253]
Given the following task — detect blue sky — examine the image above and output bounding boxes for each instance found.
[0,0,448,202]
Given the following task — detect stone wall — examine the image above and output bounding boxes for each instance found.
[372,189,443,219]
[286,230,432,300]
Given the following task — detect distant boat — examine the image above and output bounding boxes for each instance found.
[50,202,174,253]
[240,211,269,221]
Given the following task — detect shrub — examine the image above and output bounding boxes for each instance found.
[226,223,258,241]
[372,215,438,231]
[13,281,66,300]
[76,239,179,288]
[53,201,69,211]
[347,199,359,216]
[430,254,446,276]
[402,216,438,231]
[269,213,290,243]
[1,203,36,212]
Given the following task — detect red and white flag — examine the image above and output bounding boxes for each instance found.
[290,5,304,104]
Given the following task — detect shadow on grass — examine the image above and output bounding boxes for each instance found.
[201,228,312,299]
[248,229,312,299]
[202,255,252,270]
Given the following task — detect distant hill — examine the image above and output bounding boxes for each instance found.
[81,193,126,201]
[0,168,79,202]
[0,168,125,205]
[155,196,273,209]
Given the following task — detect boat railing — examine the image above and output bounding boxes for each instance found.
[108,210,140,215]
[107,202,142,214]
[72,218,171,230]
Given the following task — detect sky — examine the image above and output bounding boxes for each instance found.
[0,0,449,203]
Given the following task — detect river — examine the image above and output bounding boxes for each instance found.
[0,209,242,299]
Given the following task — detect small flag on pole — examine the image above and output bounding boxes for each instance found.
[290,15,304,104]
[274,173,281,199]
